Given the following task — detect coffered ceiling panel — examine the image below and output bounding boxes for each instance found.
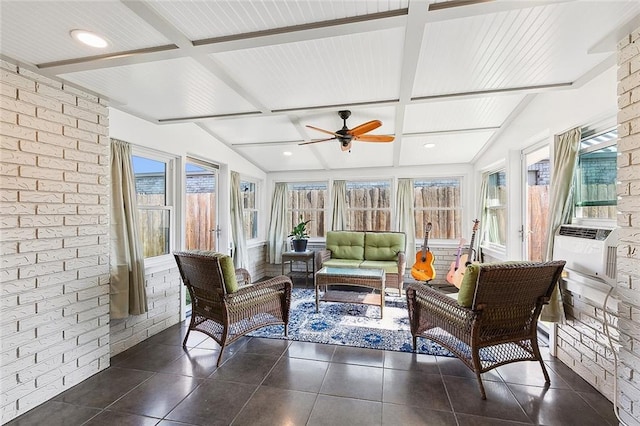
[60,58,257,120]
[413,1,640,98]
[148,0,409,41]
[235,144,325,172]
[399,130,496,166]
[312,140,394,169]
[403,95,525,134]
[211,28,404,111]
[1,0,636,172]
[0,1,170,65]
[202,115,302,145]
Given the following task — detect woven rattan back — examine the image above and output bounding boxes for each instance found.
[174,251,227,312]
[471,261,565,337]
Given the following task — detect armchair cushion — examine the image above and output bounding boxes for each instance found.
[364,232,405,261]
[457,261,533,308]
[326,231,365,260]
[457,263,480,308]
[185,250,238,293]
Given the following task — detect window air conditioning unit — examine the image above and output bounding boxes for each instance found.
[553,224,618,286]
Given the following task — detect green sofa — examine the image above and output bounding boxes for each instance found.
[318,231,407,293]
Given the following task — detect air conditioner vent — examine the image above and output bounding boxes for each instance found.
[558,226,611,240]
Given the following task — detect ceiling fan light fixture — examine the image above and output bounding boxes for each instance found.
[70,29,108,48]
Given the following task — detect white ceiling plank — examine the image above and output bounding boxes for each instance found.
[1,0,634,172]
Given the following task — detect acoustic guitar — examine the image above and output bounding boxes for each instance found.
[446,238,466,285]
[450,219,480,289]
[411,223,436,282]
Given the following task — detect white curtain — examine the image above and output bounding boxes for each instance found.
[230,171,249,269]
[109,139,147,319]
[540,127,581,323]
[267,182,288,264]
[395,178,416,263]
[476,174,489,261]
[331,180,347,231]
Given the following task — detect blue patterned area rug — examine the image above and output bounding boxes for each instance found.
[248,288,458,356]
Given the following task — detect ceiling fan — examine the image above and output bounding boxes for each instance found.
[300,110,394,152]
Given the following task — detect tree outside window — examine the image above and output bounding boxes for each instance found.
[345,180,391,231]
[414,178,462,240]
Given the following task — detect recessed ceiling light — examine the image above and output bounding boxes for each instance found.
[283,151,292,156]
[423,143,436,149]
[70,30,108,48]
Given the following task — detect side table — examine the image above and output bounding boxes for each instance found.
[281,250,315,287]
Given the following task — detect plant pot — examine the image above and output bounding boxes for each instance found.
[292,239,308,252]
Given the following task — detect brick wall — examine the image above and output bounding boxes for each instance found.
[0,62,110,423]
[109,266,182,356]
[616,26,640,426]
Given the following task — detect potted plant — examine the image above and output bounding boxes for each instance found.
[289,215,310,252]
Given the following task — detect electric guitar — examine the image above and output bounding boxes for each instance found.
[446,238,466,285]
[451,219,480,289]
[411,223,436,282]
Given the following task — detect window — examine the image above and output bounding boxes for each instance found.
[241,180,258,240]
[483,170,507,247]
[575,129,617,220]
[345,180,391,231]
[414,178,462,240]
[132,154,174,258]
[185,159,217,251]
[287,182,327,238]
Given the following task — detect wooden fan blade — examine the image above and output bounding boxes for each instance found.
[348,120,382,136]
[354,134,395,143]
[306,125,340,137]
[299,137,336,145]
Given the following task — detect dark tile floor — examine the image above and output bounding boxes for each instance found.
[7,278,618,425]
[7,322,618,426]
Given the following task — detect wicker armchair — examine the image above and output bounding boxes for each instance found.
[174,251,292,366]
[406,261,565,399]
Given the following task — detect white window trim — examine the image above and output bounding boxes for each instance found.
[131,145,178,266]
[413,176,464,243]
[241,176,261,242]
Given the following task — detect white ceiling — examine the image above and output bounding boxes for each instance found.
[2,0,638,172]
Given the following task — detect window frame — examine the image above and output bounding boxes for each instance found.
[131,146,177,266]
[240,177,260,242]
[481,168,508,250]
[413,177,463,241]
[344,179,392,232]
[286,181,328,239]
[574,128,618,222]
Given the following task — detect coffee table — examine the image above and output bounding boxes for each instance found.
[315,267,386,318]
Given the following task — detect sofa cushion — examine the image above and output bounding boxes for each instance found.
[364,232,405,261]
[360,260,398,274]
[326,231,365,260]
[322,259,363,269]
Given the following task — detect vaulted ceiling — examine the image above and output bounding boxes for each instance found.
[2,0,638,172]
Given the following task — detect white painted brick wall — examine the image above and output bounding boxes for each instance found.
[616,26,640,426]
[109,266,182,356]
[0,63,110,424]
